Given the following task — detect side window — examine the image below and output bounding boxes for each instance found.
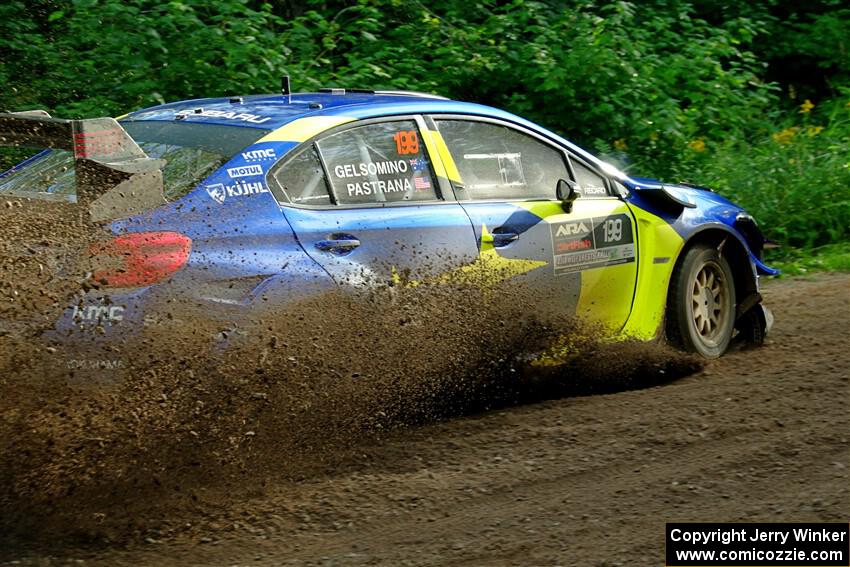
[271,145,332,206]
[435,120,568,201]
[317,120,438,206]
[570,158,609,197]
[612,179,628,197]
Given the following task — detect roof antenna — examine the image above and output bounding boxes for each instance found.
[281,74,291,103]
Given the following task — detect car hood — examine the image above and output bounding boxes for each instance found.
[625,176,743,209]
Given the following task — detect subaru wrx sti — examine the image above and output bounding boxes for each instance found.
[0,85,775,366]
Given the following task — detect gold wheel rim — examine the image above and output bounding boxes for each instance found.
[691,262,728,343]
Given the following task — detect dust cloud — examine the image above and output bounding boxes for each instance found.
[0,200,701,547]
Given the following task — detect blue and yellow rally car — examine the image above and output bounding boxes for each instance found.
[0,84,775,362]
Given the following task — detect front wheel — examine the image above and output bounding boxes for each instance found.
[666,244,736,358]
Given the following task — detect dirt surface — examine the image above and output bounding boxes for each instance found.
[2,273,847,566]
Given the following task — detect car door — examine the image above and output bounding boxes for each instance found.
[268,116,479,288]
[429,116,638,330]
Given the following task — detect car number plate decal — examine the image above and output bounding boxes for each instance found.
[550,213,635,275]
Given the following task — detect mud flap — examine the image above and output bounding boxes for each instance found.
[735,301,773,346]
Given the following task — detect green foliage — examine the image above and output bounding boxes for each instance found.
[0,0,847,265]
[673,95,850,248]
[769,242,850,276]
[0,0,291,116]
[0,0,778,149]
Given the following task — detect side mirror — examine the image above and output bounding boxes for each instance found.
[556,178,579,213]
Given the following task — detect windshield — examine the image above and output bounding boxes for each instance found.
[0,122,268,202]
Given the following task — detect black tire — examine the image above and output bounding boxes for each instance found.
[666,244,736,358]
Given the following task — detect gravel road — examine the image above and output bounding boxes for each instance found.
[3,273,848,566]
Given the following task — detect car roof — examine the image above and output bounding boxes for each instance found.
[123,91,530,131]
[122,91,618,176]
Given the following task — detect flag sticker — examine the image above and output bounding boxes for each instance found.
[414,176,431,190]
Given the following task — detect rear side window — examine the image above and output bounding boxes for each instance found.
[317,120,438,206]
[272,145,332,206]
[124,122,267,201]
[0,122,267,202]
[435,120,568,201]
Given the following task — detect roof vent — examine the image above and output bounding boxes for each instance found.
[174,107,204,121]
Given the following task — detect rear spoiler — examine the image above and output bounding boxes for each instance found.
[0,110,166,221]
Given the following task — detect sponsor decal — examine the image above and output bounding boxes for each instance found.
[346,178,412,197]
[206,184,227,204]
[550,213,635,275]
[192,109,271,124]
[556,238,592,253]
[333,160,409,179]
[581,184,607,196]
[242,148,277,162]
[72,304,125,325]
[227,164,264,179]
[206,181,269,204]
[554,247,634,271]
[555,221,590,238]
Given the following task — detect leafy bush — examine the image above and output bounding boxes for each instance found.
[0,0,847,258]
[675,96,850,248]
[0,0,291,117]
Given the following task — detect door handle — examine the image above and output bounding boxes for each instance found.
[491,232,519,247]
[315,237,361,254]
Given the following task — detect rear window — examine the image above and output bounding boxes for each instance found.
[0,122,267,202]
